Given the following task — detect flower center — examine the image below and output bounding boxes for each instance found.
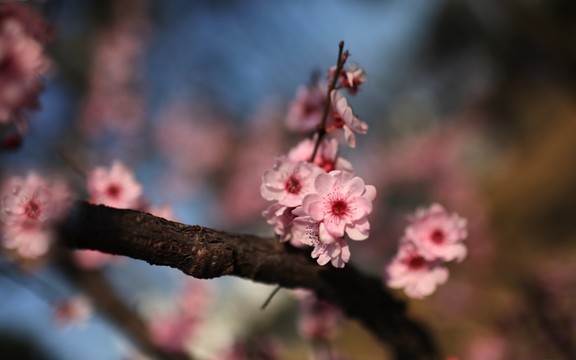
[106,184,121,198]
[430,229,445,244]
[408,255,425,270]
[319,157,335,172]
[331,200,347,216]
[24,199,41,220]
[285,175,302,194]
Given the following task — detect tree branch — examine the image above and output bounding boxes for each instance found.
[59,202,439,360]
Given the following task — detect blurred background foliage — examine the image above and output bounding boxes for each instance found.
[1,0,576,359]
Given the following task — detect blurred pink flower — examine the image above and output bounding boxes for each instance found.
[261,156,324,208]
[298,292,343,341]
[0,19,49,122]
[148,279,210,353]
[285,83,327,133]
[78,0,149,136]
[0,173,72,258]
[0,3,54,44]
[53,295,92,328]
[384,240,449,299]
[154,101,231,176]
[465,335,509,360]
[301,170,375,242]
[87,160,143,209]
[405,203,468,262]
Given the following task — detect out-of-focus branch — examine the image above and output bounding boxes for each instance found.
[59,202,438,360]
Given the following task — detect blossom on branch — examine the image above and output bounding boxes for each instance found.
[301,170,375,242]
[288,136,353,174]
[260,156,324,208]
[329,63,366,95]
[329,90,368,148]
[87,160,143,209]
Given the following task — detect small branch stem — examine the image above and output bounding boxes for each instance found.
[310,41,348,163]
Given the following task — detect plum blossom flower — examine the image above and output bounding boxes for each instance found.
[330,90,367,148]
[291,209,350,267]
[262,203,297,245]
[260,156,324,208]
[405,203,468,262]
[288,136,353,174]
[0,173,72,258]
[285,83,327,133]
[301,170,375,242]
[297,292,343,340]
[329,63,366,95]
[0,19,49,122]
[87,160,143,209]
[384,240,449,299]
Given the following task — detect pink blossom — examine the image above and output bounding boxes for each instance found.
[329,90,367,148]
[285,83,327,132]
[288,136,353,173]
[0,3,54,44]
[149,314,196,352]
[298,293,343,340]
[301,170,375,242]
[87,160,143,209]
[405,203,467,262]
[261,156,324,207]
[53,295,92,328]
[384,240,449,299]
[0,173,72,258]
[291,210,350,267]
[328,63,366,96]
[0,19,49,122]
[262,203,296,244]
[341,63,366,95]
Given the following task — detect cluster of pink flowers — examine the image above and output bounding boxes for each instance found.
[0,3,51,133]
[384,203,468,298]
[0,173,72,259]
[262,53,373,268]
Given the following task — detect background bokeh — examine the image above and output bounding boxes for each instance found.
[1,0,576,359]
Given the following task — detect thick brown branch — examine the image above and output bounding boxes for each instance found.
[59,202,438,360]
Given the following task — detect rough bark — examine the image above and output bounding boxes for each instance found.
[59,202,438,360]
